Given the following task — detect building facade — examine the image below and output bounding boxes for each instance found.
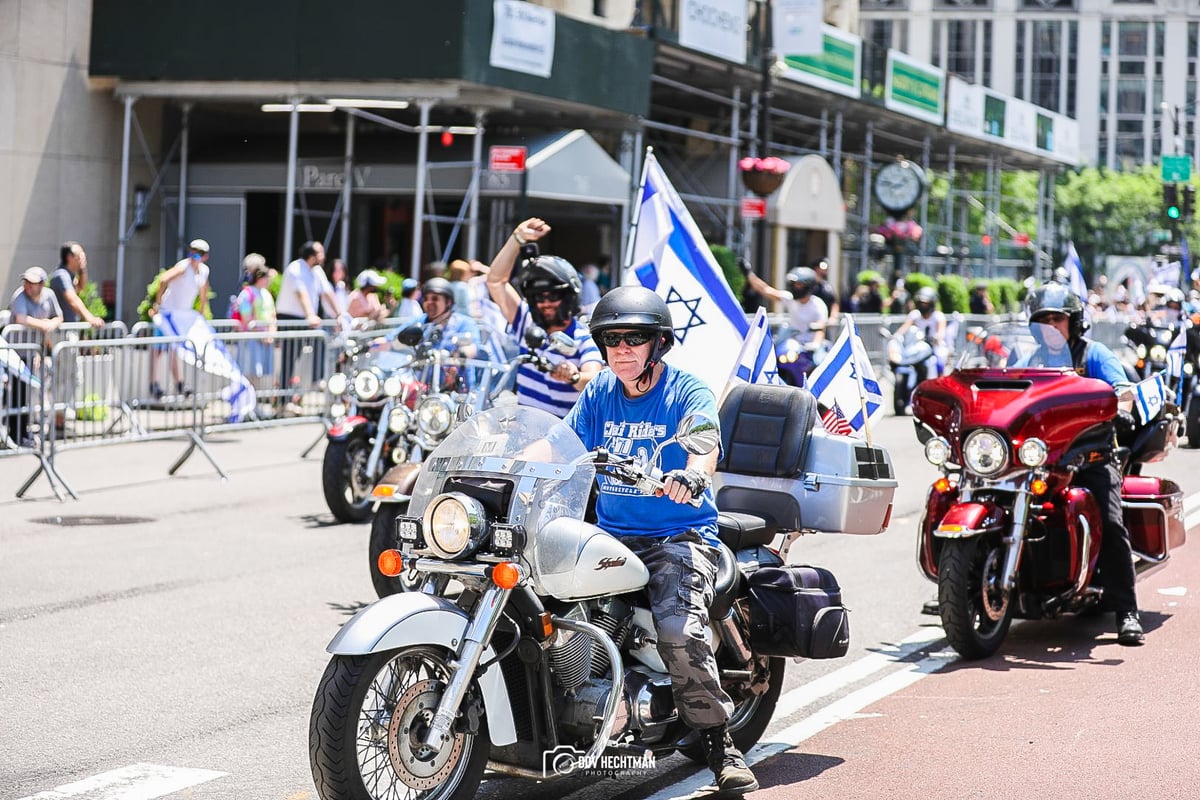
[860,0,1200,170]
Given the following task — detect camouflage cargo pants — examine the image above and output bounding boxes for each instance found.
[625,531,734,730]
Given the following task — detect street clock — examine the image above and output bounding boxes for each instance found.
[874,160,927,214]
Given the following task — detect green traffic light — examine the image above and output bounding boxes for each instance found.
[1168,205,1182,219]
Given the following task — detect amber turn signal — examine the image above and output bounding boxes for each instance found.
[491,562,520,589]
[1030,478,1048,496]
[377,549,404,577]
[540,612,554,638]
[934,477,952,493]
[371,485,396,498]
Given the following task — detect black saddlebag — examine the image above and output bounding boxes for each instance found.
[747,565,849,659]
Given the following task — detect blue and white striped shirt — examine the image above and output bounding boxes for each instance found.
[511,305,603,418]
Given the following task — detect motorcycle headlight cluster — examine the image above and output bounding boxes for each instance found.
[327,372,349,396]
[1017,437,1048,467]
[423,492,487,559]
[962,429,1009,477]
[383,375,404,398]
[417,395,455,436]
[353,369,382,400]
[388,406,413,434]
[924,436,952,467]
[1150,345,1168,364]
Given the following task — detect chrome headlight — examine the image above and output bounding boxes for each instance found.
[330,402,347,419]
[924,436,952,467]
[1136,344,1147,359]
[387,406,413,434]
[383,375,404,397]
[1018,437,1048,467]
[962,429,1009,477]
[353,369,382,399]
[423,492,487,559]
[1150,345,1167,363]
[417,395,455,436]
[327,372,349,396]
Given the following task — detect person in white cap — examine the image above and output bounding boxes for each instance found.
[346,269,391,325]
[9,266,64,345]
[148,239,212,398]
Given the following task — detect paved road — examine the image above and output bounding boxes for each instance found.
[1,415,1196,800]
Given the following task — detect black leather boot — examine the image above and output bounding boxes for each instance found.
[699,726,759,794]
[1116,611,1144,646]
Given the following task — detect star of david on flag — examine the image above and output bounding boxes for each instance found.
[722,306,783,401]
[624,150,750,396]
[804,314,883,438]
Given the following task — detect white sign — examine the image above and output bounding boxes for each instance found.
[490,0,555,79]
[946,76,984,137]
[1006,98,1037,152]
[678,0,747,64]
[773,0,822,56]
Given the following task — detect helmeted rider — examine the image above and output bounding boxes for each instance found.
[745,264,829,347]
[896,286,949,374]
[563,285,759,795]
[486,217,602,417]
[399,277,480,359]
[1023,282,1144,645]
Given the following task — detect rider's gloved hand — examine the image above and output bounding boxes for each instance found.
[1116,409,1137,432]
[662,468,710,504]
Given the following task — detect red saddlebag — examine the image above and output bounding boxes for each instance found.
[747,565,849,659]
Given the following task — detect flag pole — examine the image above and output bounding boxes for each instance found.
[845,313,874,447]
[622,147,654,279]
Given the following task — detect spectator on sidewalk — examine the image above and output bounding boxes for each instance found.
[232,256,277,397]
[50,241,104,328]
[346,269,391,326]
[149,238,212,399]
[275,241,337,411]
[9,266,64,354]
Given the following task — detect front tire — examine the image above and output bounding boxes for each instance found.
[938,534,1013,659]
[892,372,909,416]
[310,646,490,800]
[369,503,421,597]
[323,435,375,523]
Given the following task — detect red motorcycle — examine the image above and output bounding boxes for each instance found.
[913,322,1186,658]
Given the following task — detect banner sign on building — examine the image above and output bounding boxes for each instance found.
[782,24,861,99]
[490,0,556,79]
[884,50,944,125]
[678,0,747,64]
[946,76,1079,166]
[773,0,823,57]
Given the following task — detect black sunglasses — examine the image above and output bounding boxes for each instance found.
[531,291,562,304]
[597,330,654,348]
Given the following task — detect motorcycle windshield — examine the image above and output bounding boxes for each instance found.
[957,321,1073,371]
[408,406,594,530]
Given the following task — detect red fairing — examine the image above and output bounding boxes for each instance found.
[918,482,959,580]
[1045,486,1103,591]
[913,369,1116,463]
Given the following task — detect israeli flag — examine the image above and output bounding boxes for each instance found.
[722,307,782,400]
[1133,373,1167,425]
[1152,260,1182,291]
[625,151,750,396]
[1065,241,1088,301]
[804,314,883,436]
[0,332,41,390]
[156,309,256,423]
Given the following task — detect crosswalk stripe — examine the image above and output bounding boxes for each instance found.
[18,763,226,800]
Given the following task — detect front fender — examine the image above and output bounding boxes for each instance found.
[327,592,517,746]
[934,501,1006,539]
[328,415,370,440]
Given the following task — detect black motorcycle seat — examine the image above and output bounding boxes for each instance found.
[709,541,741,621]
[718,383,817,479]
[717,512,777,550]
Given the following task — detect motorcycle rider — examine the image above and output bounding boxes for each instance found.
[486,217,602,417]
[1024,283,1144,645]
[895,286,948,374]
[401,277,480,359]
[562,285,758,795]
[746,266,828,349]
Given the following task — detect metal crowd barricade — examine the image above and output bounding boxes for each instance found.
[1,339,74,499]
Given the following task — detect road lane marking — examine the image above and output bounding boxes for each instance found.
[18,763,226,800]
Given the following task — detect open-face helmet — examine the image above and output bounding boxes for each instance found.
[588,286,675,376]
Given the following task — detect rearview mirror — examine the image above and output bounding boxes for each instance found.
[674,413,719,456]
[395,323,425,347]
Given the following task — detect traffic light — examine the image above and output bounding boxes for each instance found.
[1164,183,1181,221]
[1184,184,1196,221]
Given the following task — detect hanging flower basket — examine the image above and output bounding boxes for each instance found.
[739,156,790,196]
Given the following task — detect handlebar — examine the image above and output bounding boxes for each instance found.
[590,450,704,507]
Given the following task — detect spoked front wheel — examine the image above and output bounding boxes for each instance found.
[310,646,490,800]
[938,535,1013,659]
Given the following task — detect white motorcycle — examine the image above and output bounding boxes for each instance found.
[310,385,896,800]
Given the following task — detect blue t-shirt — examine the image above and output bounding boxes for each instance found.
[564,364,720,547]
[511,304,602,418]
[1020,339,1128,388]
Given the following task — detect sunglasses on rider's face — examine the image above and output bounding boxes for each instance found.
[597,330,654,348]
[531,291,562,304]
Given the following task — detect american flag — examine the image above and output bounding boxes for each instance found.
[821,403,853,436]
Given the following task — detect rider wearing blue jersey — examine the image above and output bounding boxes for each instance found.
[563,286,758,796]
[486,218,602,417]
[1025,283,1143,646]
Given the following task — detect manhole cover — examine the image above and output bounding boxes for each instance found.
[31,515,156,527]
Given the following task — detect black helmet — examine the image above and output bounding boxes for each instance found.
[786,267,817,298]
[1025,282,1085,339]
[914,286,938,313]
[421,277,455,303]
[517,255,582,328]
[589,286,675,370]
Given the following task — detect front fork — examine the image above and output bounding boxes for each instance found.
[994,479,1035,593]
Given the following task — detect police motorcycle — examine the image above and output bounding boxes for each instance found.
[879,324,937,415]
[366,324,581,597]
[309,383,896,800]
[913,320,1184,659]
